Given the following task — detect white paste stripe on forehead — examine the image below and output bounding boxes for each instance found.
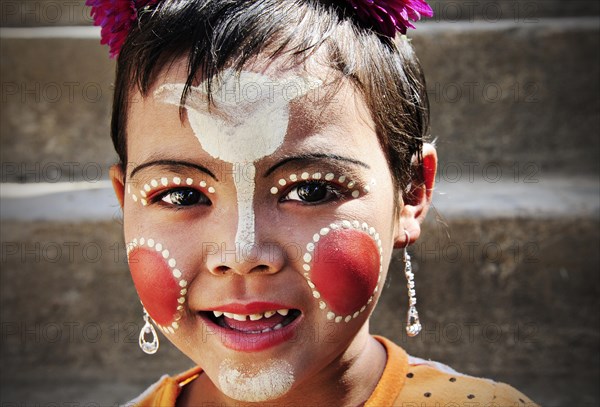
[302,219,383,324]
[269,172,368,197]
[155,71,322,250]
[126,176,215,206]
[126,237,188,333]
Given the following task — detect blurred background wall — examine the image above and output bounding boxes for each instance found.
[1,0,599,405]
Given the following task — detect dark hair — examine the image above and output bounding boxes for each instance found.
[112,0,429,193]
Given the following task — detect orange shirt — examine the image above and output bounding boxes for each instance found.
[126,336,538,406]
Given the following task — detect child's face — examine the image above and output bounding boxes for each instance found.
[118,57,406,401]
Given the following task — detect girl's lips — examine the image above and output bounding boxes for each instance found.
[197,302,303,352]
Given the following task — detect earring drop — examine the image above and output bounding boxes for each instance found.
[139,308,159,354]
[403,231,421,337]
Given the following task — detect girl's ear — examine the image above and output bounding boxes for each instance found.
[110,164,126,209]
[393,143,437,248]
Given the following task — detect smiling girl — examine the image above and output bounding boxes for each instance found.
[87,0,538,405]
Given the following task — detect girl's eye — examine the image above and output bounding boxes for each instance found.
[159,189,210,206]
[282,181,342,204]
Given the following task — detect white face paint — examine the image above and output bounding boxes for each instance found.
[218,359,295,402]
[155,69,321,249]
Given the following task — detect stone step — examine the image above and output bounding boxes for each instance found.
[1,0,92,27]
[427,0,600,22]
[0,176,598,406]
[2,17,598,183]
[1,0,598,27]
[0,26,117,183]
[411,17,600,176]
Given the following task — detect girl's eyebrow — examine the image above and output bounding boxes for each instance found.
[129,159,218,181]
[264,153,370,177]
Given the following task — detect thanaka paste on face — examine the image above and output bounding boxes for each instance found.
[155,69,321,249]
[126,238,187,333]
[126,176,215,206]
[218,358,295,402]
[302,220,383,323]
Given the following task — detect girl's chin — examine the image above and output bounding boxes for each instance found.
[217,358,296,402]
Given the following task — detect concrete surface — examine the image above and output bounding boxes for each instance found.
[2,18,599,181]
[412,17,600,176]
[0,26,116,183]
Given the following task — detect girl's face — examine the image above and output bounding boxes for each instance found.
[116,58,409,402]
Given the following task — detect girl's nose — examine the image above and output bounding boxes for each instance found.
[204,240,286,276]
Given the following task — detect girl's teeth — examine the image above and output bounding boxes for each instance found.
[213,309,291,321]
[273,323,283,330]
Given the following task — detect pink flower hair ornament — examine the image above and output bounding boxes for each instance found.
[348,0,434,37]
[87,0,433,58]
[86,0,159,58]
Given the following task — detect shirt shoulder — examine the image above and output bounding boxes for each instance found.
[369,337,537,407]
[122,366,202,407]
[396,355,538,407]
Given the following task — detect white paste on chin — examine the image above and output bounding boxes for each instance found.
[218,359,295,402]
[155,70,321,249]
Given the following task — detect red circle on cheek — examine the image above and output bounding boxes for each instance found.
[128,248,181,326]
[310,229,380,316]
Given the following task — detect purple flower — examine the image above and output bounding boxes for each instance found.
[86,0,158,58]
[348,0,434,37]
[87,0,432,58]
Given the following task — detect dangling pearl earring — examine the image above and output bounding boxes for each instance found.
[139,308,159,354]
[404,230,421,337]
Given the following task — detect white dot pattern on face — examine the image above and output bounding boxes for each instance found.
[127,177,216,205]
[302,219,383,323]
[269,172,369,197]
[126,237,187,333]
